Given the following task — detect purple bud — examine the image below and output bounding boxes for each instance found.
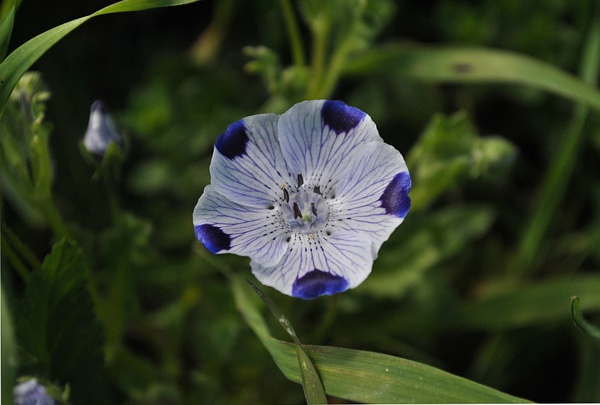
[13,379,56,405]
[83,100,122,156]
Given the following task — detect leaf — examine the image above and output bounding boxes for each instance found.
[0,0,201,115]
[0,0,16,61]
[343,46,600,111]
[14,239,113,403]
[232,275,528,403]
[457,276,600,331]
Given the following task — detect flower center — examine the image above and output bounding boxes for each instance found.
[280,173,329,232]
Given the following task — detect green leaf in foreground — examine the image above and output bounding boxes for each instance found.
[0,0,201,115]
[343,46,600,111]
[247,280,327,405]
[571,296,600,340]
[14,239,113,403]
[233,276,528,403]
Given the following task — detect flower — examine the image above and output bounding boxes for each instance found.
[82,100,122,157]
[193,100,411,299]
[13,378,55,405]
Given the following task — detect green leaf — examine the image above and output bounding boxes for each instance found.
[14,239,113,403]
[457,276,600,331]
[343,46,600,110]
[0,0,201,115]
[233,275,528,403]
[0,0,16,61]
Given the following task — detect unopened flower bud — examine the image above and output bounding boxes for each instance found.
[83,100,122,157]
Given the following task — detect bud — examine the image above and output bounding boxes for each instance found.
[82,100,122,157]
[13,379,56,405]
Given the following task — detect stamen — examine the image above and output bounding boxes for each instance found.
[297,173,304,188]
[311,202,318,216]
[283,187,289,203]
[313,186,322,195]
[293,202,302,219]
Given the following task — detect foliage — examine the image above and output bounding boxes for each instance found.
[2,0,600,403]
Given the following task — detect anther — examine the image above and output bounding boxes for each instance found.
[311,202,318,216]
[293,202,302,219]
[313,186,322,195]
[297,173,304,188]
[283,187,289,203]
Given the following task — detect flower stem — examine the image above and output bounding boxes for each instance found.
[306,16,330,99]
[280,0,305,68]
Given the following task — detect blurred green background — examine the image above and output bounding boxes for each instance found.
[2,0,600,403]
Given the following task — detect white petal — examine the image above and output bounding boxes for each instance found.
[193,185,289,266]
[329,142,411,252]
[278,100,382,188]
[251,230,374,299]
[210,114,292,208]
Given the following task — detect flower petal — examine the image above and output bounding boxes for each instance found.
[193,185,289,266]
[329,141,411,251]
[278,100,382,187]
[210,114,292,208]
[251,231,374,299]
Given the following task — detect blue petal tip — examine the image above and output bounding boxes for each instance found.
[215,120,248,159]
[380,172,411,218]
[321,100,366,134]
[195,224,231,253]
[292,269,349,299]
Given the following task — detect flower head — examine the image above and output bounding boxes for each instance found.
[82,100,122,157]
[13,379,55,405]
[193,100,411,299]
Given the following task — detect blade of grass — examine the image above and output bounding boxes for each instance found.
[0,0,201,115]
[0,0,16,60]
[456,276,600,331]
[343,46,600,111]
[232,275,528,403]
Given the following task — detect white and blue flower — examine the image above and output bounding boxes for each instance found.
[193,100,411,299]
[13,379,55,405]
[82,100,122,157]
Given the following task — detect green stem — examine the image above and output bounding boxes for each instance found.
[1,222,41,271]
[1,233,31,282]
[280,0,305,68]
[306,16,330,99]
[514,5,600,274]
[38,196,70,240]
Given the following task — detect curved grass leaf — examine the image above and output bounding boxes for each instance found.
[0,0,16,60]
[233,275,528,404]
[571,296,600,340]
[0,0,201,115]
[343,46,600,110]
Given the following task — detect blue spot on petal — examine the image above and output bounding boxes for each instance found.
[321,100,366,134]
[380,172,411,218]
[292,269,349,299]
[215,120,248,159]
[195,224,231,253]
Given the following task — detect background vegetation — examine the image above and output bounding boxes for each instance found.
[2,0,600,403]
